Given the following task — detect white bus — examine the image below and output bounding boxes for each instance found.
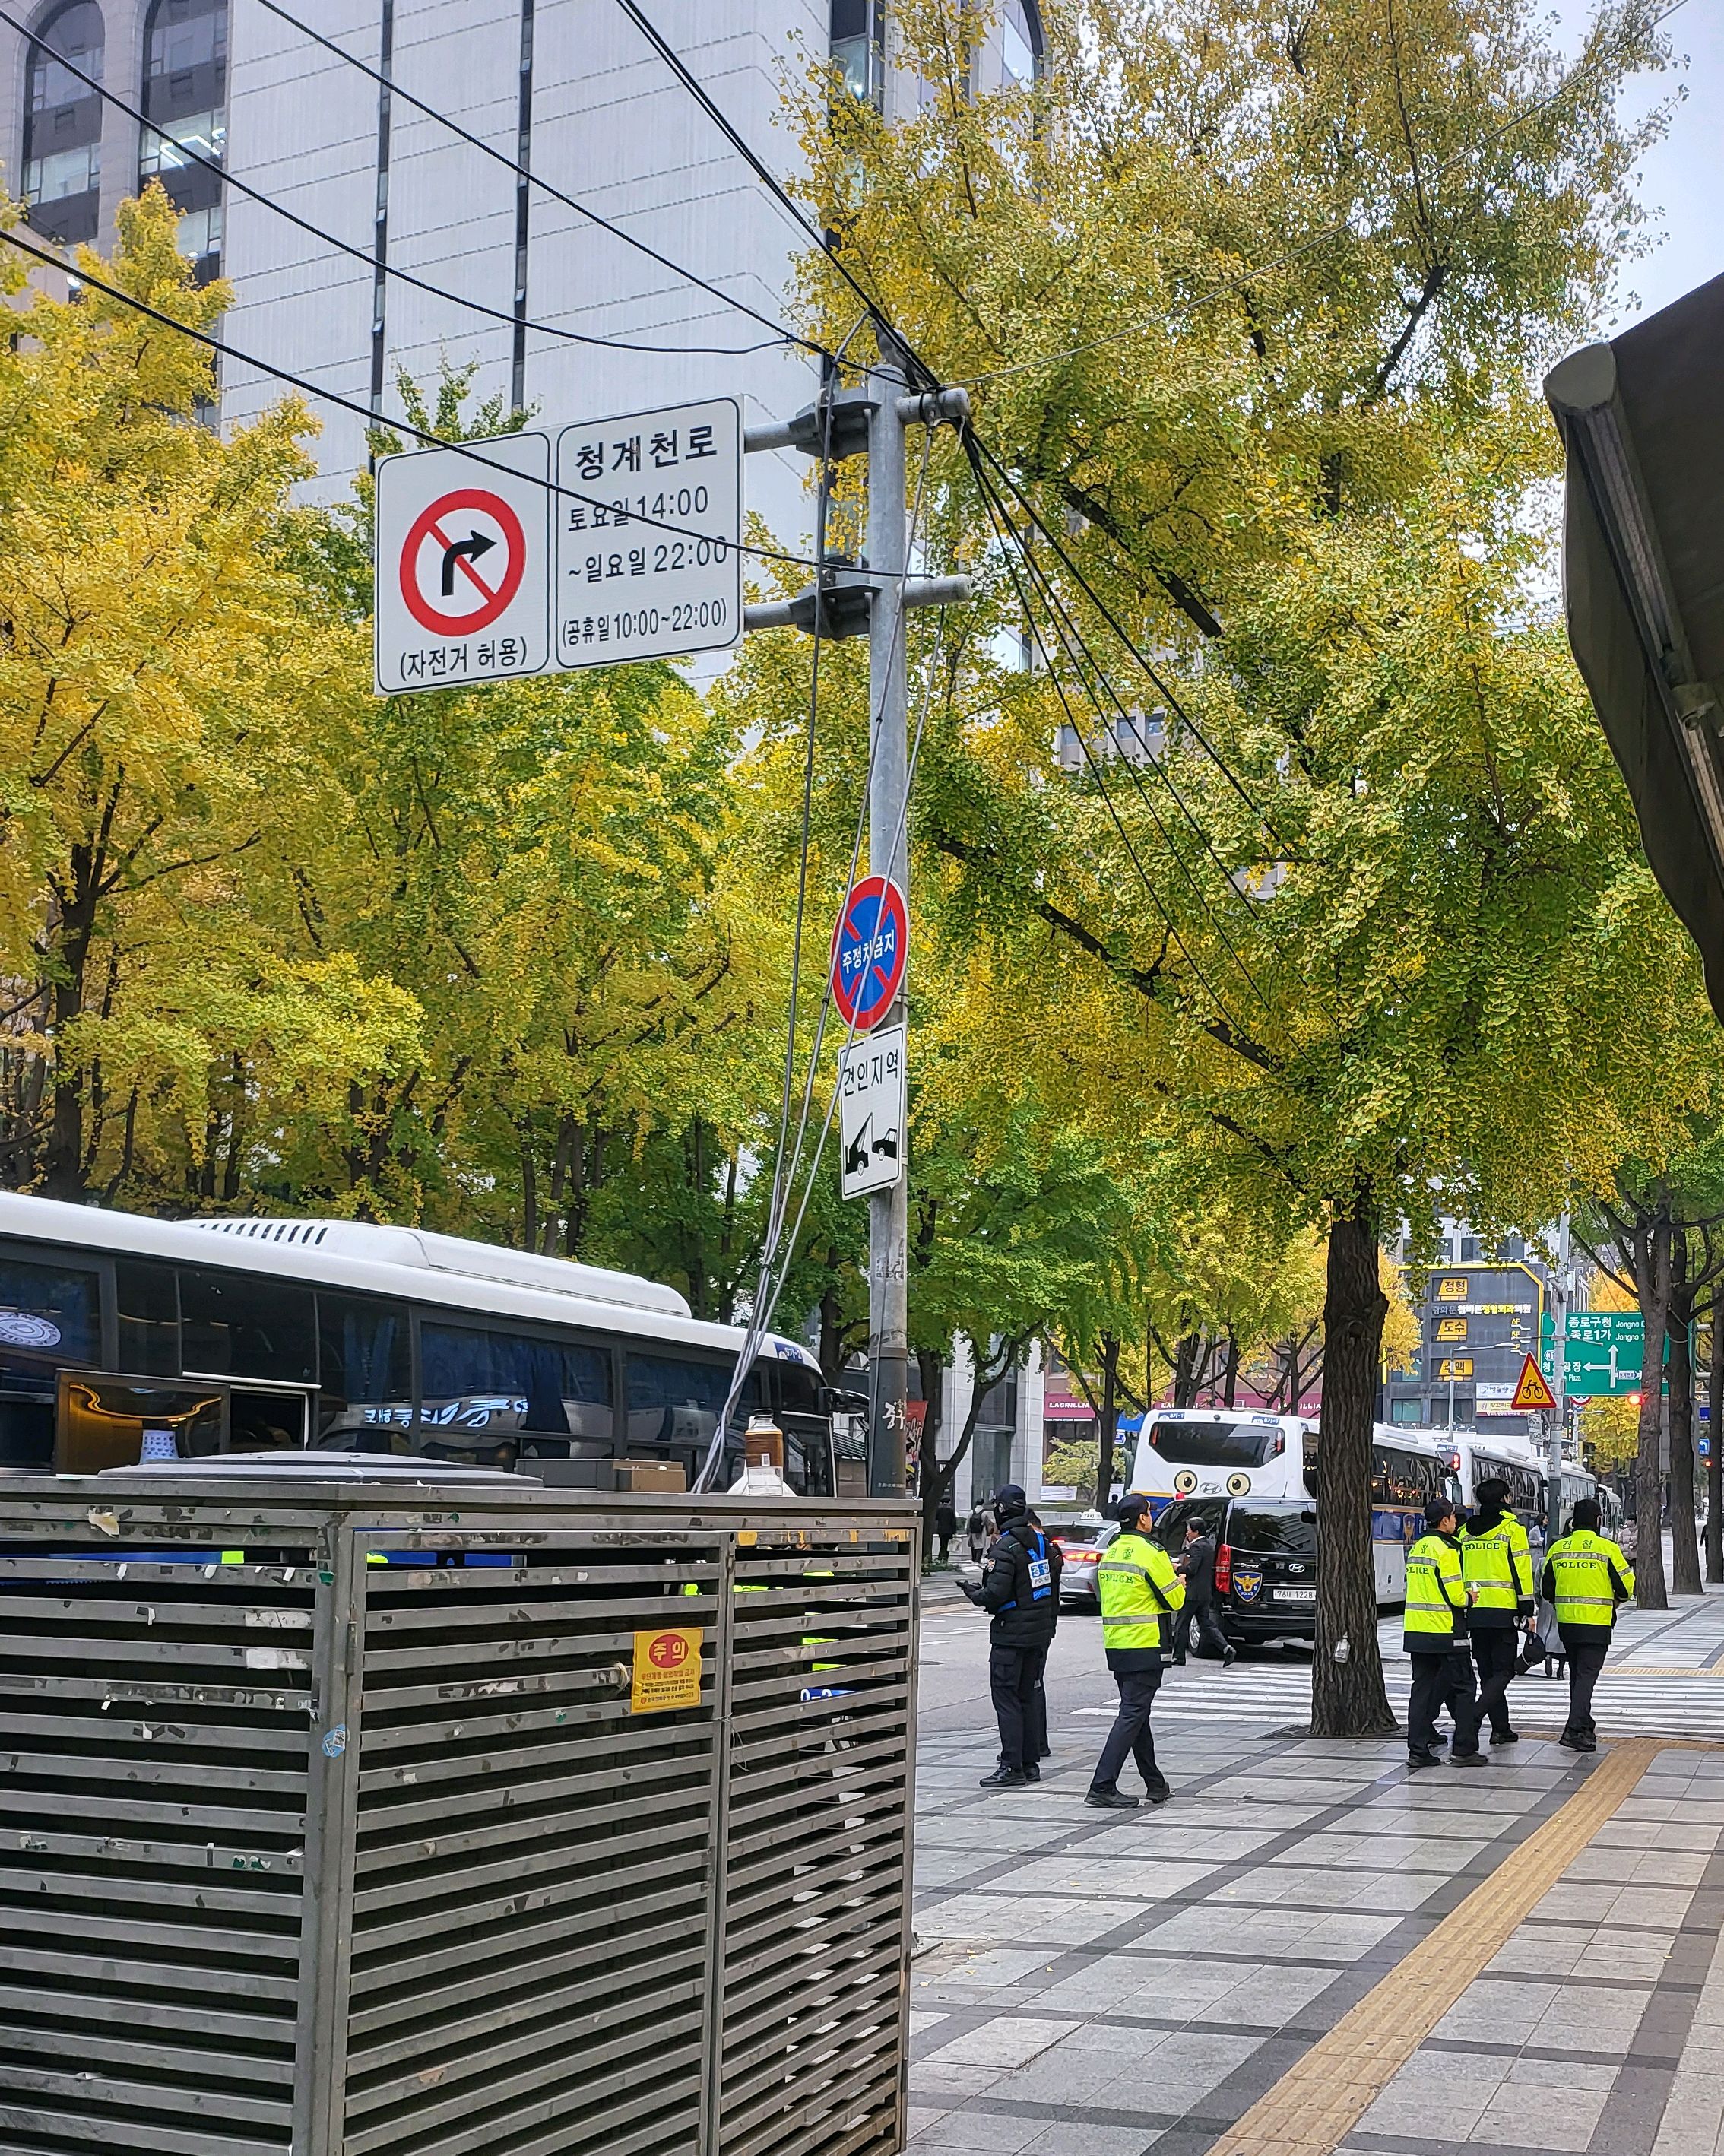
[1124,1407,1311,1507]
[1124,1409,1454,1606]
[1443,1428,1547,1521]
[0,1192,838,1494]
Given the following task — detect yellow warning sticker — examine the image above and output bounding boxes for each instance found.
[630,1627,702,1714]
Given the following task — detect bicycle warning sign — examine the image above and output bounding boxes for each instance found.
[375,433,551,693]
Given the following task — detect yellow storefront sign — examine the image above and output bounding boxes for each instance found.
[1435,1317,1468,1342]
[1434,1358,1474,1381]
[630,1627,702,1714]
[1436,1277,1469,1300]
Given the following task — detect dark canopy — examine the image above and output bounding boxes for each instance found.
[1545,274,1724,1021]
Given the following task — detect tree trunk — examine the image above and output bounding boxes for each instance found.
[917,1346,947,1562]
[1669,1233,1701,1595]
[1222,1332,1239,1408]
[1310,1198,1397,1739]
[1173,1332,1200,1408]
[1635,1209,1672,1609]
[1710,1298,1724,1584]
[1095,1335,1120,1508]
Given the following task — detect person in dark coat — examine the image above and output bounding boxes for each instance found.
[961,1483,1062,1789]
[934,1498,959,1562]
[1171,1518,1237,1666]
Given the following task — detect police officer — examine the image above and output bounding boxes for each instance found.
[1086,1492,1184,1809]
[1541,1497,1635,1752]
[1405,1496,1486,1770]
[965,1484,1062,1790]
[1459,1476,1535,1746]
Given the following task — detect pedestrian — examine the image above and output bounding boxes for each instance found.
[965,1505,987,1562]
[962,1484,1062,1790]
[934,1497,959,1563]
[1459,1476,1534,1747]
[1534,1593,1567,1680]
[1085,1491,1184,1810]
[1404,1495,1487,1771]
[1541,1498,1635,1752]
[1170,1516,1237,1667]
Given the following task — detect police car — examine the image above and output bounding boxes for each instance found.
[1150,1495,1320,1647]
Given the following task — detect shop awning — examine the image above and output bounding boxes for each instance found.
[1545,273,1724,1020]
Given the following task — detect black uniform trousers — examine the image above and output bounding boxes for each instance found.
[1470,1625,1520,1739]
[1562,1634,1611,1739]
[1406,1644,1482,1756]
[990,1644,1049,1771]
[1171,1594,1231,1664]
[1090,1661,1166,1794]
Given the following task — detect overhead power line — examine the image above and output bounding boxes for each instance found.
[0,9,799,364]
[609,0,900,355]
[965,453,1271,1039]
[254,0,829,363]
[0,224,825,572]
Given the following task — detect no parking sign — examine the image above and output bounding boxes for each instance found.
[375,433,551,693]
[830,877,908,1032]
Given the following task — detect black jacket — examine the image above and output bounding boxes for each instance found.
[975,1517,1063,1647]
[1180,1532,1217,1604]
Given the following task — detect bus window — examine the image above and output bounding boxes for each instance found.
[775,1358,835,1496]
[317,1295,413,1444]
[420,1323,613,1446]
[115,1257,180,1377]
[1371,1444,1445,1505]
[626,1352,759,1448]
[55,1373,224,1473]
[1149,1418,1286,1470]
[0,1255,100,1468]
[180,1267,315,1384]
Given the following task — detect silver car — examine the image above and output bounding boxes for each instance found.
[1050,1517,1119,1609]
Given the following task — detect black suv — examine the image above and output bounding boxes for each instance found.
[1152,1495,1319,1647]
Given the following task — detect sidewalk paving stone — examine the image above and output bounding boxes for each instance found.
[911,1587,1724,2154]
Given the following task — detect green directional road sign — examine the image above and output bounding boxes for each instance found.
[1537,1309,1656,1397]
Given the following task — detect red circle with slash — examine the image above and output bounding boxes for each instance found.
[830,876,909,1031]
[400,487,527,636]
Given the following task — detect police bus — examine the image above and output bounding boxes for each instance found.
[1123,1408,1453,1606]
[0,1192,838,1493]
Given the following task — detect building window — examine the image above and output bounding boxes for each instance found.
[1001,0,1041,87]
[1459,1235,1481,1262]
[1389,1398,1424,1425]
[831,0,884,107]
[140,0,226,283]
[23,1,103,246]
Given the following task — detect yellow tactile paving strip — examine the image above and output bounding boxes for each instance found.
[1205,1739,1673,2156]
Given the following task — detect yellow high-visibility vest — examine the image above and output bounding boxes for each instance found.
[1545,1530,1634,1633]
[1460,1513,1533,1615]
[1405,1533,1467,1642]
[1097,1530,1184,1651]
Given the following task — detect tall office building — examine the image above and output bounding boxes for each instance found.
[2,0,1043,535]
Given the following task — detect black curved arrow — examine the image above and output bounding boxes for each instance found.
[440,529,496,595]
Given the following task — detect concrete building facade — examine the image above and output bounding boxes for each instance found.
[2,0,1043,539]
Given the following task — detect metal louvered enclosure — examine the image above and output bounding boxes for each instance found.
[0,1476,919,2156]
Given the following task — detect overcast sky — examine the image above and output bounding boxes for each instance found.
[1554,0,1724,328]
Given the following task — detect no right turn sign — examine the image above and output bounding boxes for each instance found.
[375,433,551,694]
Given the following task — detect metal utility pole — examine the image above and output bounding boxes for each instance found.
[742,350,970,1499]
[866,332,911,1501]
[1547,1209,1571,1547]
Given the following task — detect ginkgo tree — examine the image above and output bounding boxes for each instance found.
[773,0,1713,1732]
[0,185,420,1204]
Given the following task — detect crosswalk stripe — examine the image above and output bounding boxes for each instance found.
[1068,1667,1724,1736]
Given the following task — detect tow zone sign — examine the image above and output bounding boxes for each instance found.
[376,433,551,694]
